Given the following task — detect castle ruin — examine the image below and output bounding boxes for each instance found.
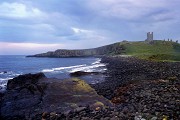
[146,32,153,42]
[144,32,178,43]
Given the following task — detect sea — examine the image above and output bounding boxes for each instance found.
[0,55,107,91]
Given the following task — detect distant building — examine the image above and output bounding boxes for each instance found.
[145,32,153,42]
[144,32,179,43]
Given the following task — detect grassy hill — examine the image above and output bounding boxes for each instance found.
[121,40,180,61]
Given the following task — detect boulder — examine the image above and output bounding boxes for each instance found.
[70,71,100,77]
[1,73,47,119]
[7,72,46,90]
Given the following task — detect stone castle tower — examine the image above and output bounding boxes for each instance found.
[146,32,153,41]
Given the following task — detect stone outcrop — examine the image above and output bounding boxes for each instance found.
[0,73,112,119]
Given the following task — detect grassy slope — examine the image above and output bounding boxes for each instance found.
[119,40,180,61]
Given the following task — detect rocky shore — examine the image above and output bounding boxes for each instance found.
[0,56,180,119]
[93,56,180,99]
[92,56,180,119]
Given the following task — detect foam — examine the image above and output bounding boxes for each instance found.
[0,71,12,75]
[0,77,13,91]
[0,71,22,91]
[42,69,55,73]
[69,63,106,73]
[42,59,107,73]
[42,64,86,73]
[92,58,101,65]
[0,77,13,81]
[53,64,86,70]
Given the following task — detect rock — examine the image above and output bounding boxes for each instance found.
[134,115,146,120]
[150,116,158,120]
[42,112,49,119]
[122,106,128,114]
[50,112,58,119]
[95,107,101,111]
[110,116,119,120]
[74,107,86,112]
[7,72,46,90]
[64,110,72,116]
[90,101,105,110]
[104,117,111,120]
[81,117,92,120]
[70,71,100,77]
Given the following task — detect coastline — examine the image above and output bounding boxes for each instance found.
[0,56,180,119]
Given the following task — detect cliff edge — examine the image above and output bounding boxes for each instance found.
[27,42,125,57]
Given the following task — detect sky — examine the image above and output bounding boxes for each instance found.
[0,0,180,55]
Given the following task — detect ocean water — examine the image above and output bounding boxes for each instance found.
[0,55,106,91]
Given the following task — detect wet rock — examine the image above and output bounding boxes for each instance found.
[7,72,46,90]
[110,116,119,120]
[42,112,48,119]
[150,116,158,120]
[134,114,146,120]
[104,117,110,120]
[70,71,100,77]
[74,107,86,112]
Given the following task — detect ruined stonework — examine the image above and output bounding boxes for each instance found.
[146,32,153,42]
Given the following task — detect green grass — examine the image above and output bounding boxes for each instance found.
[120,40,180,61]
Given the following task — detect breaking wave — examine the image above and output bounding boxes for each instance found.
[42,58,106,73]
[42,64,87,73]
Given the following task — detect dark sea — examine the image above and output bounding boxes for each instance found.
[0,55,107,91]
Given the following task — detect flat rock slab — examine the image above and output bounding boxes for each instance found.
[0,73,111,119]
[42,78,111,112]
